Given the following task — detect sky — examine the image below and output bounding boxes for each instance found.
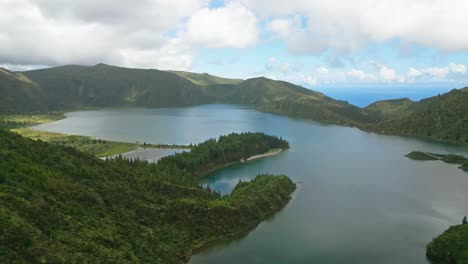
[1,0,467,105]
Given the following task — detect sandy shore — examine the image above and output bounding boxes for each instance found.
[246,148,284,161]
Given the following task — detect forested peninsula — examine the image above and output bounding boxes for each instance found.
[0,131,295,263]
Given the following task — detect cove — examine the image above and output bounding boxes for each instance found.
[34,104,468,264]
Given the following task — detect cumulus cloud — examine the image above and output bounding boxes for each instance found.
[379,65,399,81]
[265,56,292,73]
[186,2,259,48]
[347,69,376,81]
[241,0,468,54]
[267,18,294,38]
[407,63,467,81]
[0,0,206,70]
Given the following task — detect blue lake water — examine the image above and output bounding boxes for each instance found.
[34,104,468,264]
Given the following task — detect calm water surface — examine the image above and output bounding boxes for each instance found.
[34,104,468,264]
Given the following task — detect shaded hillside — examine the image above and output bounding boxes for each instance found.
[363,88,468,145]
[0,130,295,263]
[23,64,212,109]
[170,71,243,86]
[205,77,376,125]
[0,68,47,113]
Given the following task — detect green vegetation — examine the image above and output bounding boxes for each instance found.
[405,151,468,172]
[1,64,467,146]
[0,130,295,263]
[1,65,374,126]
[0,112,64,130]
[203,77,375,126]
[364,98,415,120]
[169,71,243,86]
[23,64,212,110]
[363,88,468,146]
[426,223,468,263]
[405,151,439,160]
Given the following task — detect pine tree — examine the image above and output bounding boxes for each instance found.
[463,216,467,225]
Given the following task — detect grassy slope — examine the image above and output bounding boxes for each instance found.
[364,98,415,120]
[23,64,212,110]
[169,71,243,86]
[427,224,468,263]
[204,77,376,126]
[0,68,47,113]
[0,131,296,263]
[363,88,468,145]
[0,114,182,158]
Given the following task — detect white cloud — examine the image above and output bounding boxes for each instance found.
[347,69,376,81]
[300,74,318,86]
[241,0,468,53]
[407,63,467,81]
[186,2,259,48]
[0,0,205,70]
[408,67,423,78]
[267,18,293,38]
[316,67,329,75]
[378,65,400,81]
[450,63,467,74]
[265,56,292,74]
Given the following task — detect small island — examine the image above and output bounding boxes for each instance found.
[405,151,468,172]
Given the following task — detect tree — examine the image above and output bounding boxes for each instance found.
[463,216,467,225]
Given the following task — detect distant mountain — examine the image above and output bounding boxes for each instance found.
[204,77,376,125]
[1,63,467,145]
[0,68,47,113]
[362,88,468,145]
[2,64,375,125]
[169,71,243,86]
[23,64,211,110]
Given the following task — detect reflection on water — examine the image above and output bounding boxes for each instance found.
[103,147,189,163]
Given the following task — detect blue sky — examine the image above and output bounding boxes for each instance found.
[1,0,467,104]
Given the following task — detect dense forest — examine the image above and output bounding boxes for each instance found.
[426,222,468,263]
[0,130,295,263]
[362,88,468,145]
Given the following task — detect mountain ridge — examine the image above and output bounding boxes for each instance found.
[1,63,467,145]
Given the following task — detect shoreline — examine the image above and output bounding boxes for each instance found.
[246,148,284,161]
[198,148,287,179]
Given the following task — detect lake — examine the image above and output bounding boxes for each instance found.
[34,104,468,264]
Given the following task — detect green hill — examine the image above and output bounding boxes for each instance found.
[426,224,468,263]
[362,88,468,145]
[0,68,47,113]
[2,64,376,126]
[170,71,243,86]
[364,98,415,120]
[23,64,212,110]
[1,63,467,145]
[0,130,295,263]
[205,77,376,125]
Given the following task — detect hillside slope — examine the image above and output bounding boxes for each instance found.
[205,77,376,125]
[23,64,212,109]
[0,131,295,263]
[363,88,468,145]
[0,68,47,113]
[170,71,243,86]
